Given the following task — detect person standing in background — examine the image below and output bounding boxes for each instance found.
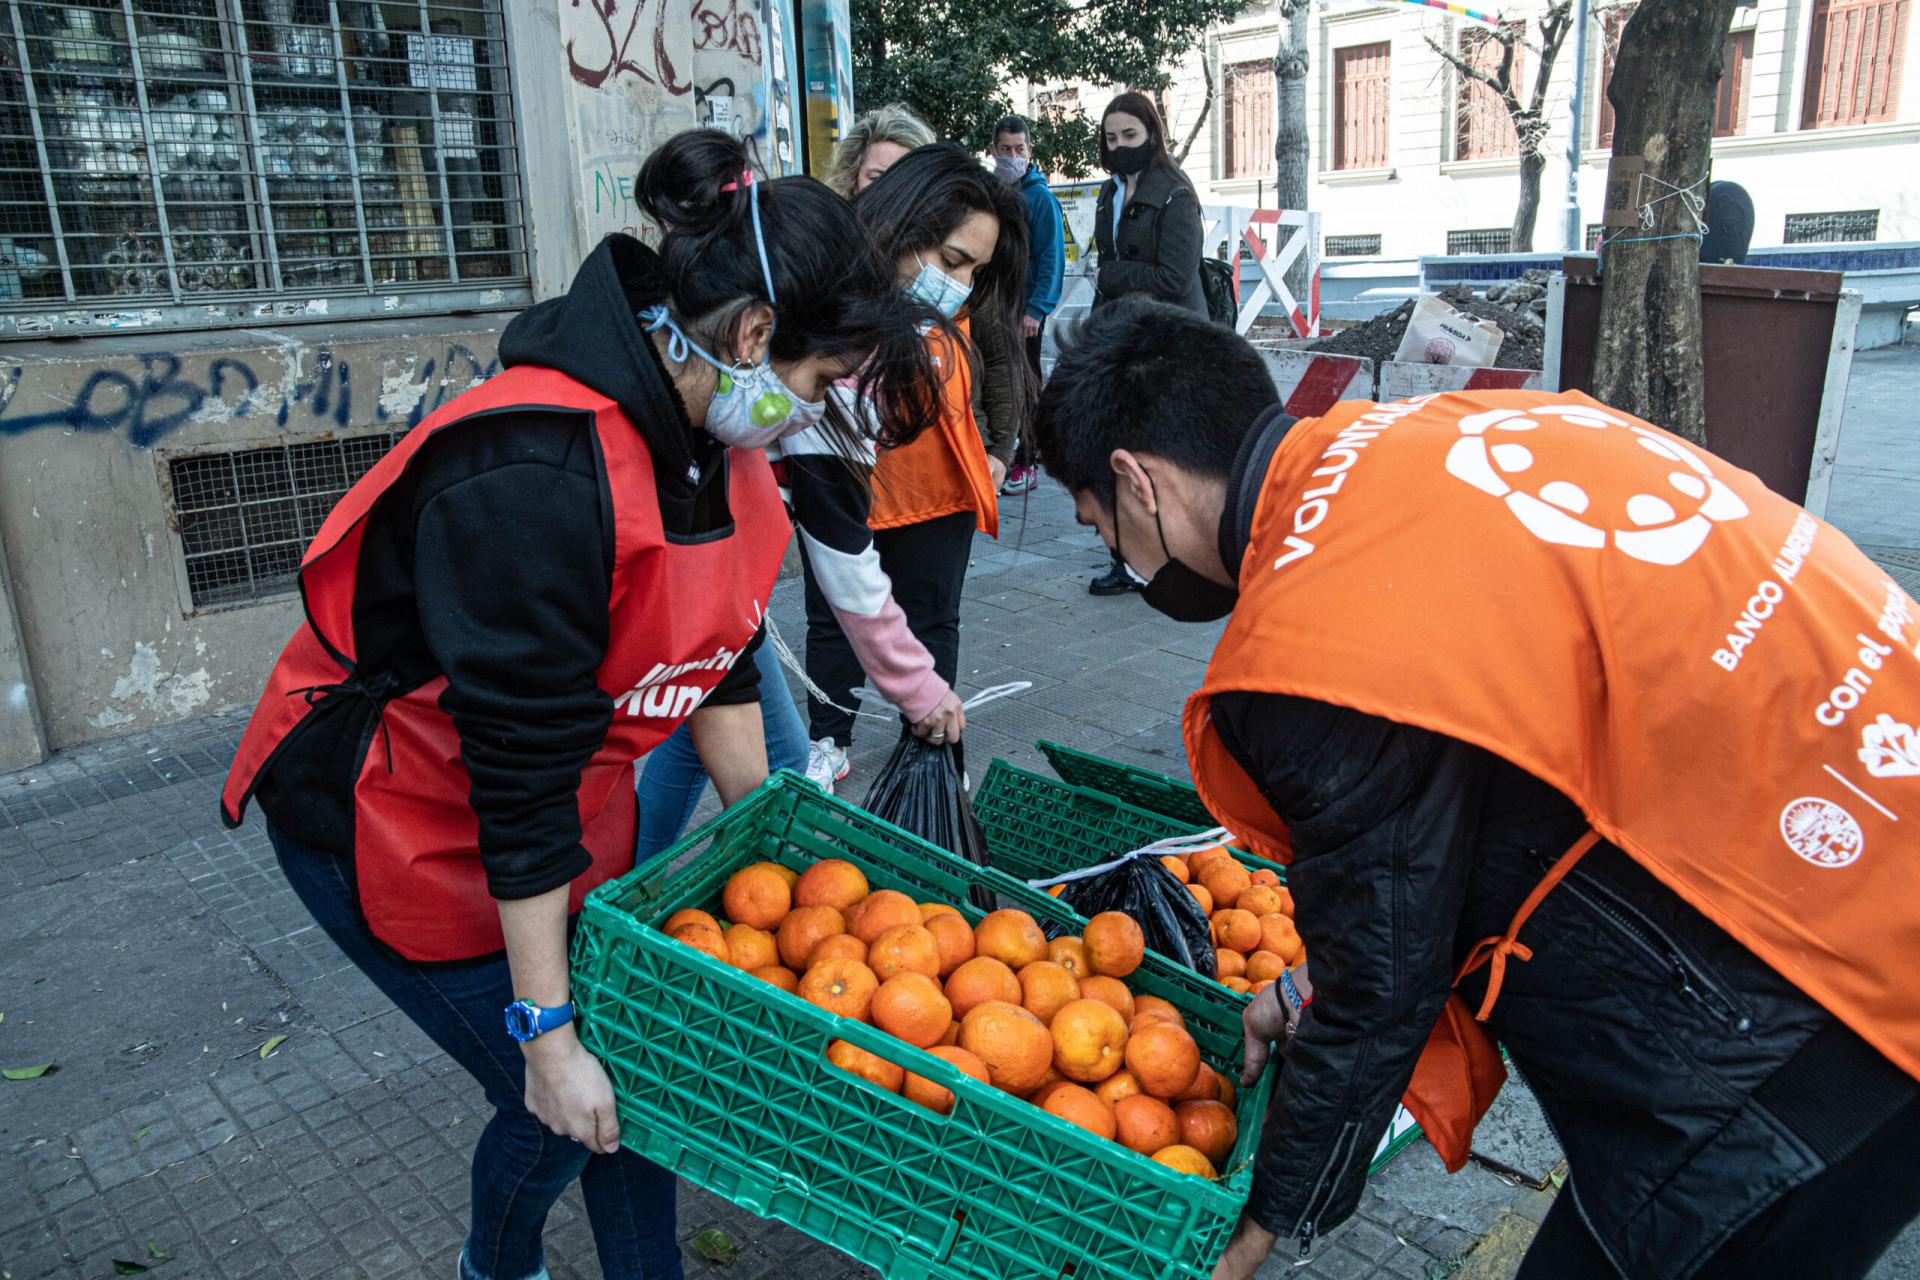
[1085,91,1207,596]
[990,114,1063,496]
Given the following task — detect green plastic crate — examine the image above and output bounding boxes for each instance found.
[572,772,1276,1280]
[975,760,1287,887]
[1038,740,1219,830]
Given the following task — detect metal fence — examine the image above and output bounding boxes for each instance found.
[1324,233,1381,257]
[1446,227,1512,255]
[0,0,528,337]
[1784,209,1880,244]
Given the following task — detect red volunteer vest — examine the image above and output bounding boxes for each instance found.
[222,365,788,962]
[1185,390,1920,1168]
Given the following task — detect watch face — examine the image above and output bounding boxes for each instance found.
[504,1002,536,1041]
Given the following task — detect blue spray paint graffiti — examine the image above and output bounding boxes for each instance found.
[0,354,260,447]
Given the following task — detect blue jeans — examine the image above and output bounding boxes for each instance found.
[268,824,684,1280]
[632,640,809,863]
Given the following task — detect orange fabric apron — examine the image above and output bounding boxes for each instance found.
[869,317,1000,538]
[1184,390,1920,1170]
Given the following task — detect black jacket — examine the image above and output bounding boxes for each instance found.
[1214,410,1917,1277]
[1093,162,1208,316]
[257,237,762,902]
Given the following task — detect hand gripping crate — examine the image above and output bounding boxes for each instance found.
[572,772,1277,1280]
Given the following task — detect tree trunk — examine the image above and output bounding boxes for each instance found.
[1272,0,1310,297]
[1591,0,1739,443]
[1511,146,1545,251]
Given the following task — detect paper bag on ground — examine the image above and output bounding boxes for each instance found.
[1394,293,1506,367]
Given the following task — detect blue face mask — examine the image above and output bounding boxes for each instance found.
[906,255,972,320]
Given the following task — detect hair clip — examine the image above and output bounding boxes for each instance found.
[720,169,755,192]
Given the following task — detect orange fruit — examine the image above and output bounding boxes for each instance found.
[1214,948,1246,980]
[1217,1074,1237,1108]
[808,932,868,969]
[751,964,799,991]
[1175,1062,1221,1104]
[760,861,801,890]
[1130,995,1184,1030]
[1158,854,1191,884]
[872,972,954,1047]
[1272,887,1294,916]
[795,859,869,911]
[1151,1144,1218,1178]
[974,909,1048,969]
[1047,885,1065,898]
[919,901,963,922]
[903,1045,989,1114]
[1114,1094,1180,1154]
[1126,1021,1202,1099]
[924,912,976,977]
[849,889,921,944]
[1024,1067,1066,1099]
[958,1000,1054,1094]
[670,923,730,962]
[944,956,1022,1017]
[1248,867,1281,889]
[1187,883,1214,914]
[869,924,941,980]
[1048,936,1091,977]
[777,905,846,970]
[1038,1083,1116,1140]
[1177,1099,1239,1165]
[723,923,778,970]
[1200,860,1251,910]
[1223,977,1252,994]
[1050,997,1130,1083]
[1076,975,1136,1024]
[1236,885,1282,919]
[1084,911,1146,978]
[826,1038,903,1092]
[1018,961,1081,1025]
[665,908,720,936]
[722,864,793,931]
[937,1019,960,1046]
[1245,951,1285,984]
[1095,1068,1143,1106]
[1187,845,1232,877]
[1251,979,1274,995]
[1214,909,1261,954]
[1259,913,1301,960]
[799,957,879,1021]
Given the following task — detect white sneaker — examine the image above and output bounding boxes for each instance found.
[806,737,850,793]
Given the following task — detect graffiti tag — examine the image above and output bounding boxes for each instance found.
[693,0,761,62]
[566,0,689,95]
[0,354,260,448]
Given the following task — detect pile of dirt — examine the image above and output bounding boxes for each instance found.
[1309,282,1546,371]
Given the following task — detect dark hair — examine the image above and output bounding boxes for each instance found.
[1098,91,1187,187]
[993,115,1030,142]
[1036,296,1277,512]
[636,129,942,447]
[852,143,1036,434]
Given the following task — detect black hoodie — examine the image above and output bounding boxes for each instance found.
[257,237,764,903]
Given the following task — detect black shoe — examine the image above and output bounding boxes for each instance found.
[1088,565,1134,596]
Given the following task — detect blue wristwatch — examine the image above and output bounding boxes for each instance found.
[504,998,575,1043]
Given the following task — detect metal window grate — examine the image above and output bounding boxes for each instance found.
[1324,233,1382,257]
[168,431,400,607]
[1783,209,1880,243]
[1447,227,1512,255]
[1586,222,1605,250]
[1,0,528,337]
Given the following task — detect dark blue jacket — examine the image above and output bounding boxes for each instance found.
[1018,164,1064,323]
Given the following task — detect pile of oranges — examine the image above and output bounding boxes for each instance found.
[1157,844,1302,994]
[661,857,1240,1180]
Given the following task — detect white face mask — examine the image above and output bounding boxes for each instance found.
[906,255,972,320]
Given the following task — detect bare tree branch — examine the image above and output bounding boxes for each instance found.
[1176,44,1216,163]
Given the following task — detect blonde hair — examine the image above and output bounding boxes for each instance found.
[824,103,937,197]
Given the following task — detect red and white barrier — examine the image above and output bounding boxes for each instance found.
[1258,349,1374,417]
[1376,360,1542,400]
[1237,208,1321,339]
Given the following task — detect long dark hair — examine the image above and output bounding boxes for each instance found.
[636,129,942,448]
[1098,91,1190,190]
[851,143,1036,435]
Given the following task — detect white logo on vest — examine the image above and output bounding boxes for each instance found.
[1779,796,1865,868]
[1444,404,1751,566]
[1859,713,1920,779]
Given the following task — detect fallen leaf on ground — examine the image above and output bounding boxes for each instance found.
[132,1125,151,1143]
[3,1064,54,1081]
[110,1261,148,1275]
[693,1229,739,1265]
[146,1241,168,1261]
[257,1035,289,1060]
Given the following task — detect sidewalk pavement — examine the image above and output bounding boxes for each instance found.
[4,349,1918,1280]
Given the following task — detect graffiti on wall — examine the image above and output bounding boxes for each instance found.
[692,0,794,175]
[693,0,761,62]
[0,343,502,448]
[567,0,690,94]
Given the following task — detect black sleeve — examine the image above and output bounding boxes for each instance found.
[1211,691,1487,1247]
[414,457,612,901]
[1099,184,1203,304]
[700,622,766,708]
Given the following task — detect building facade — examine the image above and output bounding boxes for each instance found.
[0,0,806,770]
[1038,0,1916,259]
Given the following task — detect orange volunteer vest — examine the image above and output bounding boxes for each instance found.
[222,365,789,962]
[1185,390,1920,1168]
[869,317,1000,537]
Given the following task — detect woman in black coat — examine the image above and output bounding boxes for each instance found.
[1087,91,1208,594]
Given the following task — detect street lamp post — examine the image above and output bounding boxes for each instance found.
[1562,0,1592,250]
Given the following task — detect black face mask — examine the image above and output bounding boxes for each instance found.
[1105,140,1155,176]
[1114,471,1240,623]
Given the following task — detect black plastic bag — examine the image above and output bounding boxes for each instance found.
[1036,853,1219,979]
[862,728,996,911]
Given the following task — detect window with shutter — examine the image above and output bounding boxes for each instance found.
[1715,30,1754,136]
[1455,25,1522,161]
[1222,59,1275,180]
[1802,0,1910,128]
[1333,41,1391,170]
